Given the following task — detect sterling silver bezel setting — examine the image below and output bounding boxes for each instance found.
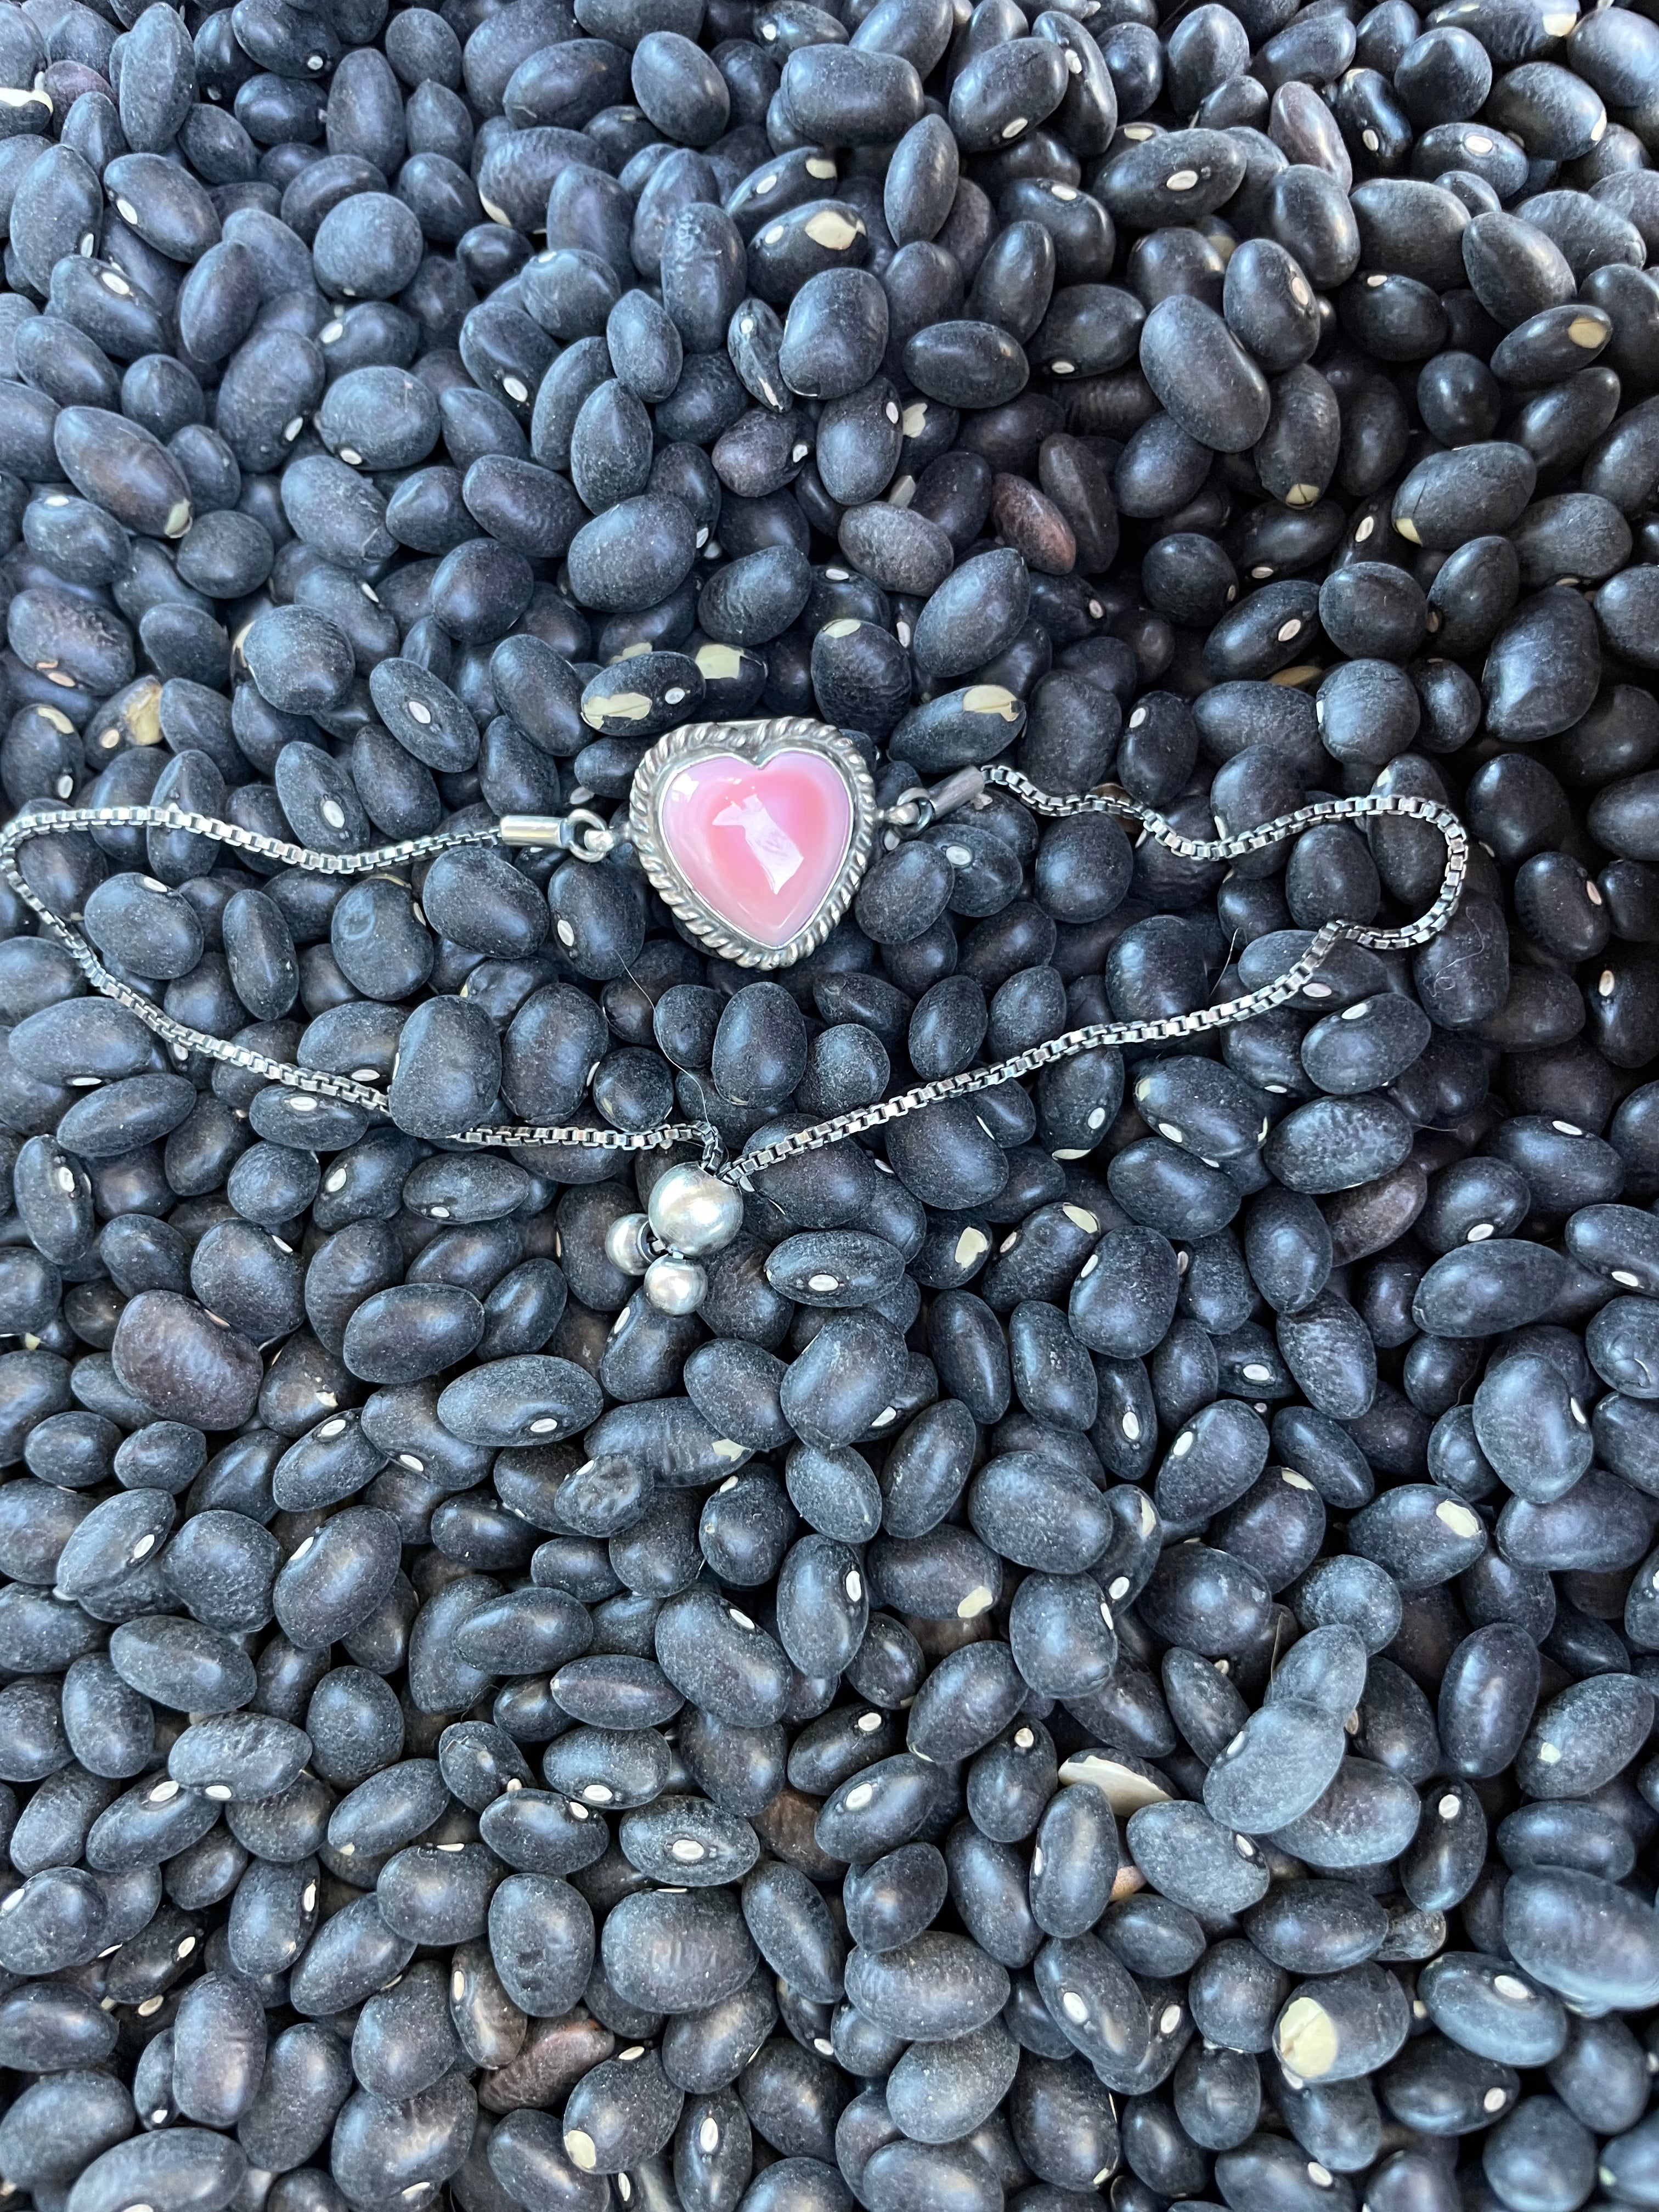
[627,716,880,970]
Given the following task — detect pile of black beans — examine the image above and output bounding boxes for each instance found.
[5,0,1659,2202]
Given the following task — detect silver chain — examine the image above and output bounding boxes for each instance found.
[724,776,1470,1186]
[0,783,1469,1188]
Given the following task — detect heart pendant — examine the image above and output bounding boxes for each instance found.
[630,718,878,968]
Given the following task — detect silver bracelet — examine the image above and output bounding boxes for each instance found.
[0,724,1470,1200]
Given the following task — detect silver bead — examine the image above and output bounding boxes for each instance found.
[602,1212,655,1277]
[646,1164,742,1257]
[644,1254,706,1314]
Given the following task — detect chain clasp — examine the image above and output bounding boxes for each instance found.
[879,766,986,847]
[498,809,616,861]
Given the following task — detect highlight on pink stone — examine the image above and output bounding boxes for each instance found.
[656,747,855,948]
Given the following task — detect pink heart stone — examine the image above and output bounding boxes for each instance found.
[656,747,855,950]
